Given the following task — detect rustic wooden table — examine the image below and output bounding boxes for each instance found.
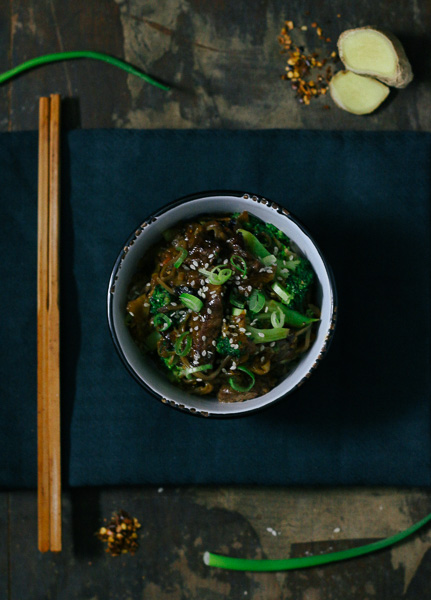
[2,2,431,599]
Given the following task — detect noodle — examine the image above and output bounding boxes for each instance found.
[126,212,320,403]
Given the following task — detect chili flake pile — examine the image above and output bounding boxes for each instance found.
[278,19,339,106]
[96,510,142,556]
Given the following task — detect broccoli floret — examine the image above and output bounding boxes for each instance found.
[235,212,291,249]
[283,258,314,309]
[216,336,243,357]
[149,285,172,314]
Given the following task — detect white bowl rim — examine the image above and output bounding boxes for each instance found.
[107,190,337,418]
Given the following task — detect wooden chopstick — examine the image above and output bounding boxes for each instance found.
[37,94,62,553]
[37,96,51,553]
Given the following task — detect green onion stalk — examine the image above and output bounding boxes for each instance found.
[0,51,170,90]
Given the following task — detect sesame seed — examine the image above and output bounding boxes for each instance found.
[202,335,207,341]
[202,350,207,356]
[264,307,269,313]
[260,345,265,351]
[261,356,265,362]
[143,303,150,307]
[245,332,252,336]
[223,259,228,264]
[190,264,196,270]
[208,308,212,314]
[170,302,177,306]
[258,332,265,338]
[270,342,276,347]
[212,340,216,346]
[205,263,209,268]
[239,327,246,333]
[194,326,199,330]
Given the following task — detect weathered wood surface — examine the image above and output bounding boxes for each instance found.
[1,1,431,598]
[0,0,430,131]
[7,487,431,599]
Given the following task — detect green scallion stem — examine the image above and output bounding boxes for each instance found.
[270,306,285,328]
[0,51,170,91]
[179,293,203,312]
[229,366,255,392]
[153,313,172,332]
[174,246,188,268]
[199,266,232,285]
[204,511,431,572]
[248,290,265,314]
[230,254,247,277]
[174,332,192,357]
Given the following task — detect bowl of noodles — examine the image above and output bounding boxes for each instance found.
[107,191,337,417]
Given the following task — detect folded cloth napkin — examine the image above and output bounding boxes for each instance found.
[1,129,430,489]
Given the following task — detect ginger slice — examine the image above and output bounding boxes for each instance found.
[329,70,390,115]
[337,27,413,88]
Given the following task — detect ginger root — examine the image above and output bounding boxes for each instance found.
[337,27,413,89]
[329,70,390,115]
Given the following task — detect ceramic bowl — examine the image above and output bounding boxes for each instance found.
[107,191,337,417]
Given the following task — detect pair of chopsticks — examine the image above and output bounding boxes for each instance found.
[37,94,62,552]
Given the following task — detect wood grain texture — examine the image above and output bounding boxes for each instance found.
[6,488,431,599]
[2,0,431,598]
[0,0,430,131]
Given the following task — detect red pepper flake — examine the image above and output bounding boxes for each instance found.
[278,17,338,106]
[96,510,142,556]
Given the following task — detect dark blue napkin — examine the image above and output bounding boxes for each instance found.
[1,129,430,489]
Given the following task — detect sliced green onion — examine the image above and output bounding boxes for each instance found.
[248,290,265,314]
[180,293,203,312]
[144,330,161,351]
[182,364,212,378]
[246,325,290,343]
[238,229,271,260]
[267,300,319,328]
[174,246,188,268]
[262,254,277,267]
[230,254,247,277]
[203,511,431,572]
[272,282,294,305]
[229,366,255,393]
[229,289,245,309]
[174,332,192,356]
[0,51,170,90]
[270,307,285,328]
[153,313,172,331]
[199,266,232,285]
